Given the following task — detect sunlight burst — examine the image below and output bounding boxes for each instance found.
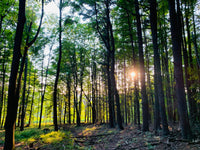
[130,72,136,78]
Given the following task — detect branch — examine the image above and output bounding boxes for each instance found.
[27,0,44,47]
[82,89,91,103]
[94,2,109,50]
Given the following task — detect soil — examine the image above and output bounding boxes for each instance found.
[2,123,200,150]
[65,123,200,150]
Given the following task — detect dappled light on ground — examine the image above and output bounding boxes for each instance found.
[0,124,200,149]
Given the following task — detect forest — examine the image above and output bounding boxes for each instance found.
[0,0,200,149]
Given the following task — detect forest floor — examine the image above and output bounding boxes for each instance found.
[66,123,200,150]
[1,123,200,149]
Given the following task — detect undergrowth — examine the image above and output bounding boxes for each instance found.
[0,126,74,149]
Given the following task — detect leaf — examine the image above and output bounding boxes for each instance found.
[64,16,75,26]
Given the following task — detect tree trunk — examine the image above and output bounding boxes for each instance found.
[106,0,123,130]
[123,57,127,125]
[0,50,6,125]
[39,53,44,129]
[53,0,62,131]
[28,69,36,126]
[20,57,28,131]
[181,2,197,123]
[67,77,71,124]
[149,0,169,135]
[94,2,115,128]
[143,22,154,126]
[4,0,26,149]
[134,0,149,131]
[39,43,52,128]
[192,11,200,68]
[92,59,97,124]
[126,13,140,128]
[168,0,192,139]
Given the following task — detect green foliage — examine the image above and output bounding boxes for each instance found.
[15,128,43,142]
[40,130,71,144]
[64,16,76,26]
[40,130,74,149]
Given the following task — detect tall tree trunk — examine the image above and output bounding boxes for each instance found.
[94,2,115,128]
[20,56,28,131]
[4,0,26,149]
[192,10,200,68]
[168,0,192,139]
[67,77,71,124]
[0,50,6,125]
[142,23,153,126]
[127,13,140,127]
[39,44,52,128]
[28,69,36,126]
[134,0,149,131]
[92,59,97,124]
[149,0,169,135]
[53,0,62,131]
[106,0,123,130]
[39,53,44,129]
[181,2,197,123]
[123,57,127,125]
[159,8,173,123]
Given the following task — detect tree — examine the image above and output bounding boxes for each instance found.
[53,0,63,131]
[134,0,149,132]
[168,0,192,139]
[4,0,26,149]
[4,0,44,148]
[149,0,169,135]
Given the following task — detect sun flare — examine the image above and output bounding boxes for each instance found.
[130,72,136,78]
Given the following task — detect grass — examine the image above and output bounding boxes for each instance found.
[0,125,74,149]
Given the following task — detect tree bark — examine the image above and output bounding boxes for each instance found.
[67,76,71,124]
[53,0,62,131]
[4,0,26,149]
[134,0,149,131]
[181,2,197,123]
[27,69,36,126]
[168,0,192,139]
[106,0,123,130]
[20,57,28,131]
[149,0,169,135]
[0,50,6,125]
[94,2,115,128]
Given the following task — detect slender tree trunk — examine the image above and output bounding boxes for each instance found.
[0,16,4,35]
[123,57,127,125]
[168,0,192,139]
[192,11,200,68]
[159,10,173,123]
[149,0,169,135]
[39,44,52,128]
[126,13,140,127]
[106,0,123,129]
[39,53,44,129]
[53,0,62,131]
[94,2,115,128]
[67,78,71,124]
[28,69,36,126]
[0,50,6,124]
[92,59,97,124]
[1,93,6,128]
[4,0,26,149]
[134,0,149,131]
[180,3,197,123]
[20,57,28,131]
[142,22,153,125]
